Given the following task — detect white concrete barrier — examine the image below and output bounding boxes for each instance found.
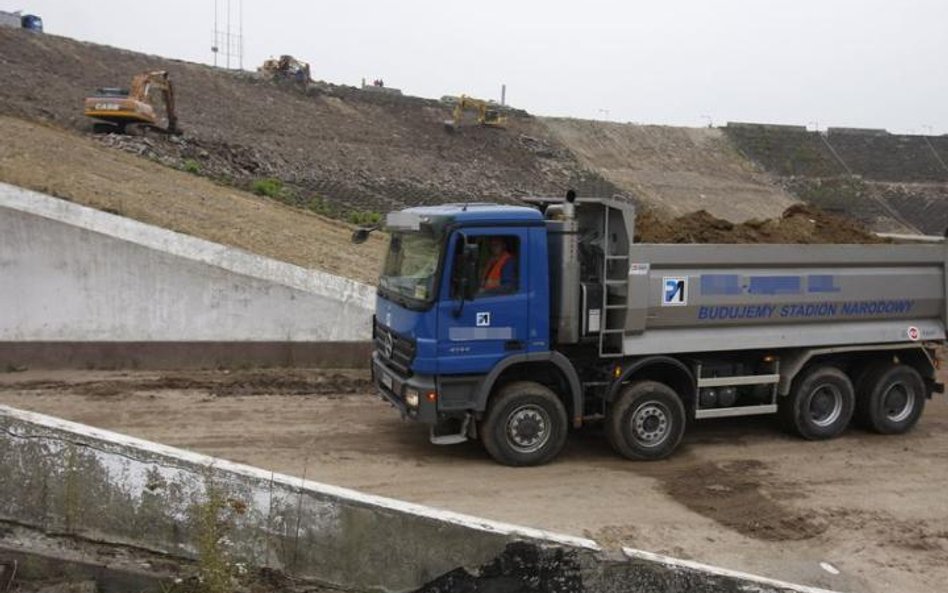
[0,182,375,368]
[0,405,841,593]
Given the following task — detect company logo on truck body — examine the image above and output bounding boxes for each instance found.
[663,277,688,306]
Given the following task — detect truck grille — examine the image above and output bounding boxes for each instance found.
[373,319,416,375]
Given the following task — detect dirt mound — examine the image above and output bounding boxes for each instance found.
[636,203,885,244]
[0,27,891,253]
[0,28,589,217]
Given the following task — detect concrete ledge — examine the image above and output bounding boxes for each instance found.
[0,341,372,369]
[0,523,188,593]
[0,405,597,593]
[726,121,809,133]
[0,405,839,593]
[0,182,375,345]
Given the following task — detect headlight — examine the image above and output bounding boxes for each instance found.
[404,388,419,407]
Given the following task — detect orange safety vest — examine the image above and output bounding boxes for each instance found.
[482,251,512,289]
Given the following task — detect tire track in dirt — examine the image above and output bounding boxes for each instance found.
[4,370,372,398]
[638,457,827,542]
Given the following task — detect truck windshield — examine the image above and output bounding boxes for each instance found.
[379,231,443,306]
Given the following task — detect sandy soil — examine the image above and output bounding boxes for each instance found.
[0,116,386,285]
[542,119,799,222]
[1,369,946,593]
[636,203,884,244]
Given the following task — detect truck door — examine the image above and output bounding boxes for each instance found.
[436,228,530,374]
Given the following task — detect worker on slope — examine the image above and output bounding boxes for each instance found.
[480,237,516,293]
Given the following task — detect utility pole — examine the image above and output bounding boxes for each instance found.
[212,0,219,66]
[212,0,243,70]
[226,0,231,69]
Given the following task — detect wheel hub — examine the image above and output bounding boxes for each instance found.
[630,403,670,447]
[809,384,843,427]
[883,383,915,422]
[506,405,550,454]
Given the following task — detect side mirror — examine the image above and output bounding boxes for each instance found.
[351,226,377,244]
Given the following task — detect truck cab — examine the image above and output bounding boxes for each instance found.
[370,204,563,450]
[20,14,43,32]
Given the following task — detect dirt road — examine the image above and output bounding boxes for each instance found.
[1,369,946,593]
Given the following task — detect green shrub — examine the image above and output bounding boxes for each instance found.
[193,482,236,593]
[347,210,382,226]
[304,195,335,217]
[251,178,284,198]
[183,159,202,174]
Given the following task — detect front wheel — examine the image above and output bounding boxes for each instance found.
[606,381,686,461]
[481,381,568,466]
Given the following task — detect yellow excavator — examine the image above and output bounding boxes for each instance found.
[258,55,311,82]
[444,95,507,132]
[83,70,180,135]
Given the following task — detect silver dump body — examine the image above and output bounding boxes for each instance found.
[525,197,948,355]
[0,11,21,28]
[622,243,946,355]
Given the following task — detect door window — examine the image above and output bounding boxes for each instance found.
[450,235,520,298]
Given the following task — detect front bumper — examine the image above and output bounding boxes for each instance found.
[372,352,438,424]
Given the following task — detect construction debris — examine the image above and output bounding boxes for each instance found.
[258,55,311,82]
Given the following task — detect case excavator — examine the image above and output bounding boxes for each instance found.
[83,70,180,135]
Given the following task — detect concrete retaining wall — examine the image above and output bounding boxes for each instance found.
[0,183,375,368]
[0,405,838,593]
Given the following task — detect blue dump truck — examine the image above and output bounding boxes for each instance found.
[354,193,945,466]
[0,11,42,32]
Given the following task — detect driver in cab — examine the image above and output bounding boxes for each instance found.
[479,237,516,294]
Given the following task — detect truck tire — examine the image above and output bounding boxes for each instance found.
[606,381,686,461]
[854,364,926,434]
[481,381,568,467]
[781,366,854,440]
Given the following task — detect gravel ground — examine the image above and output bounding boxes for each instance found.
[1,368,946,593]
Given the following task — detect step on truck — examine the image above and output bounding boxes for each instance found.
[354,192,945,466]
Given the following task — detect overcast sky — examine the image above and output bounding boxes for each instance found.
[9,0,948,133]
